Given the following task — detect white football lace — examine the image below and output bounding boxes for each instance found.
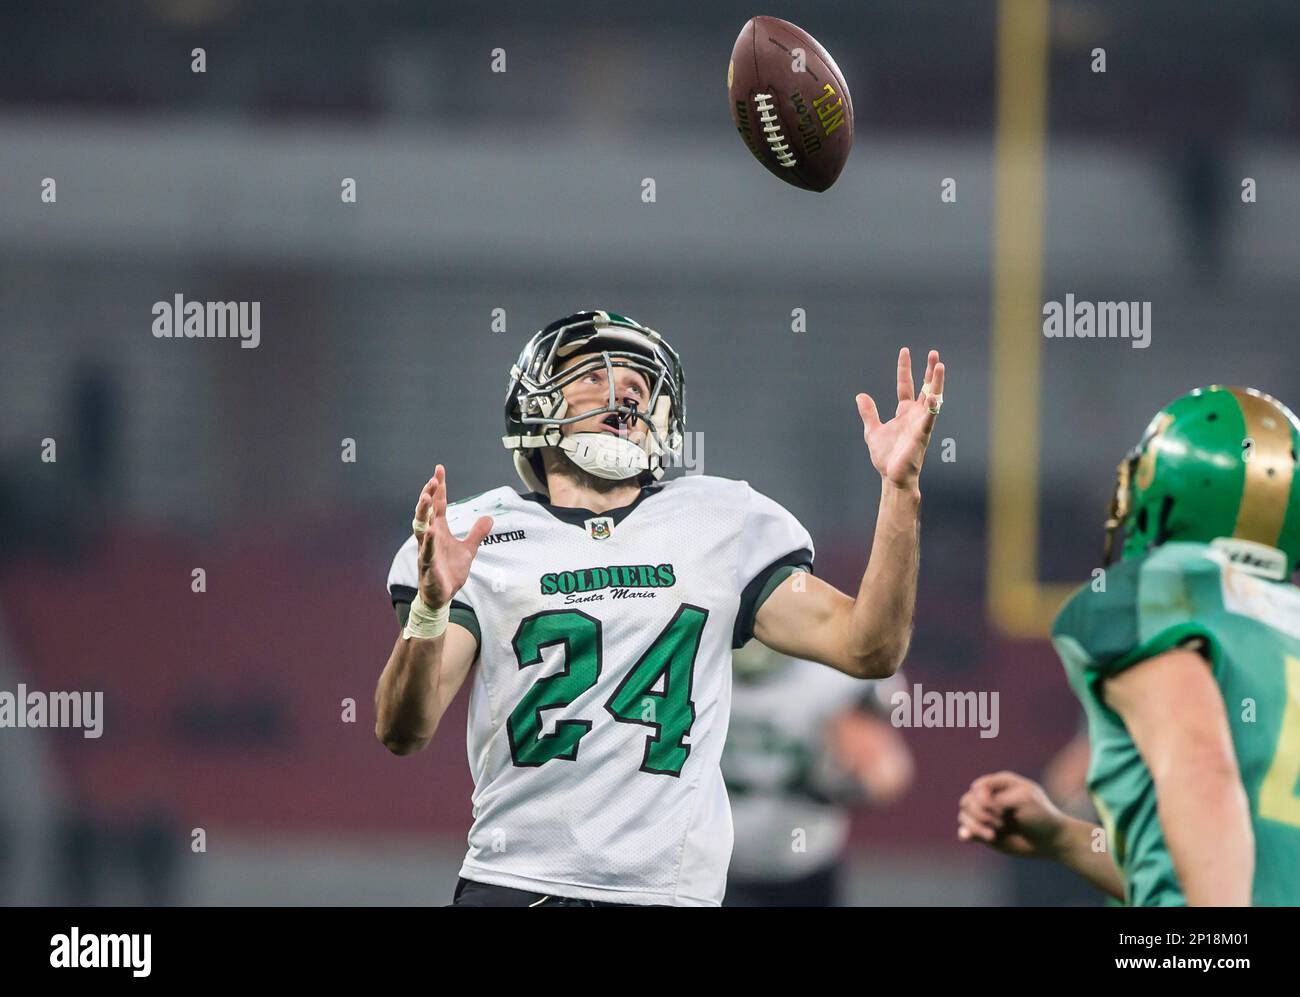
[752,93,796,168]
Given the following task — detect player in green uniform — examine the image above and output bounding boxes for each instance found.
[959,385,1300,906]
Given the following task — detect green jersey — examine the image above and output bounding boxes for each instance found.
[1052,541,1300,906]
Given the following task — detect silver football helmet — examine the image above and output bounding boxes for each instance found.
[501,310,686,495]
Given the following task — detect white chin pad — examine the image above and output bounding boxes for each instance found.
[560,432,649,480]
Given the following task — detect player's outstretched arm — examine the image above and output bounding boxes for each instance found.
[957,771,1126,902]
[375,465,492,756]
[1104,649,1254,906]
[827,707,916,806]
[754,348,943,678]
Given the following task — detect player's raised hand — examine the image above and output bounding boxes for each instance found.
[957,771,1068,859]
[412,465,493,608]
[856,348,945,492]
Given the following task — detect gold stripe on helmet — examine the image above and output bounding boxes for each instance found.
[1134,412,1174,491]
[1229,387,1293,547]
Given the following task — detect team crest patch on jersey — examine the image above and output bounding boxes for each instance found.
[585,516,614,540]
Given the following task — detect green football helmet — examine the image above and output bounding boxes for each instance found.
[1103,386,1300,578]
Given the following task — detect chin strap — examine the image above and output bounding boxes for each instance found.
[504,393,681,495]
[559,432,650,480]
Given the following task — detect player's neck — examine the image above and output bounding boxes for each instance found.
[542,462,644,515]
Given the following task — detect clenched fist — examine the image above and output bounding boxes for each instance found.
[957,771,1069,860]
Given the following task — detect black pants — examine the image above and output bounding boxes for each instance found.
[451,877,655,907]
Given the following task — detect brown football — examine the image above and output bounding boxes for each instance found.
[727,16,854,192]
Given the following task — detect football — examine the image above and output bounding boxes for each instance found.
[727,16,855,192]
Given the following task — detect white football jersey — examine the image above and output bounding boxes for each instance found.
[386,474,814,906]
[724,657,887,880]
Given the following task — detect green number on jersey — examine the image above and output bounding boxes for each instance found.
[604,605,707,776]
[505,606,706,776]
[1259,656,1300,828]
[507,610,602,766]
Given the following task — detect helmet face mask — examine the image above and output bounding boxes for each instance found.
[1102,451,1136,566]
[502,310,685,495]
[1102,385,1300,579]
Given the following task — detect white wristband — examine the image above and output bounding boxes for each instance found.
[403,593,450,641]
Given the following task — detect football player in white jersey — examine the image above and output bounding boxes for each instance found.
[723,639,914,906]
[374,310,946,906]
